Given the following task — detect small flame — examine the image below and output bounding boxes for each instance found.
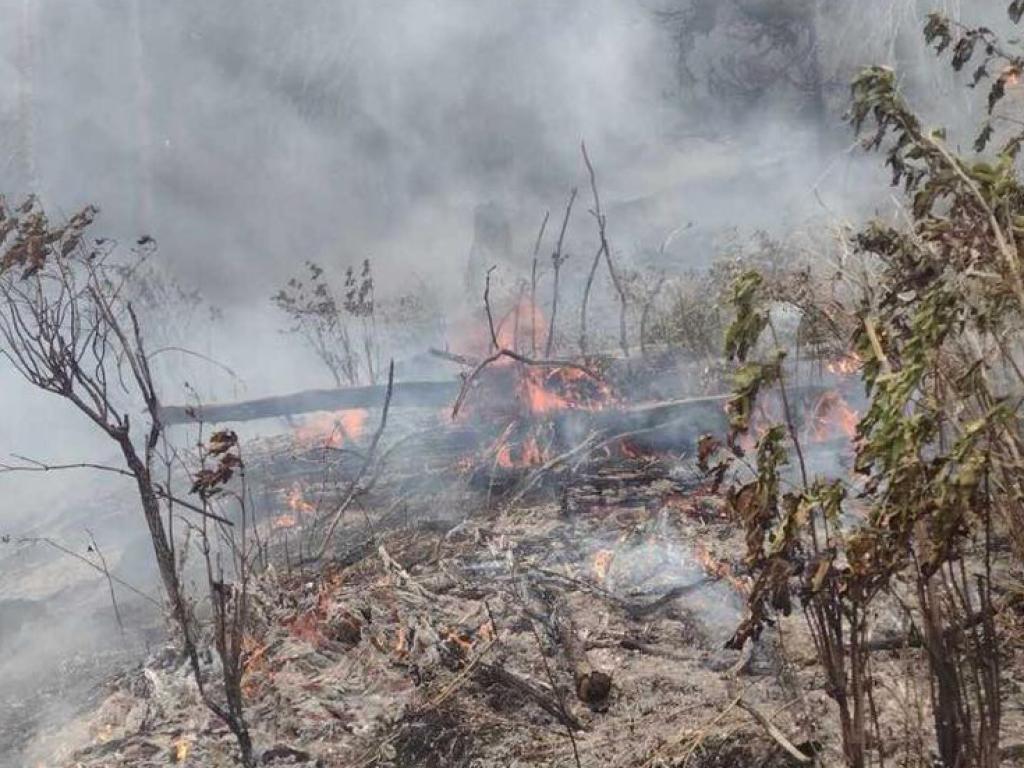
[492,430,548,468]
[693,542,750,595]
[272,483,315,529]
[286,482,315,514]
[592,549,615,582]
[173,738,190,762]
[826,353,861,376]
[294,408,367,447]
[444,627,473,655]
[1005,66,1022,87]
[272,513,298,529]
[393,626,410,656]
[808,391,859,442]
[521,366,613,415]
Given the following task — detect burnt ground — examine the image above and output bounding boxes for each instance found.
[25,416,1024,768]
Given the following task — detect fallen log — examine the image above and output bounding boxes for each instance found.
[158,381,459,425]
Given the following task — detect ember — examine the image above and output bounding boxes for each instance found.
[172,738,190,763]
[592,548,615,582]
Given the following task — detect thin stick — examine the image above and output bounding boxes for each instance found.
[85,528,126,639]
[484,266,499,351]
[313,360,394,561]
[531,211,550,356]
[0,456,234,526]
[14,536,161,606]
[580,243,605,357]
[428,347,479,367]
[546,188,577,358]
[526,618,583,768]
[581,141,629,357]
[736,699,812,763]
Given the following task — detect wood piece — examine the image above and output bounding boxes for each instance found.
[736,700,812,763]
[158,380,459,425]
[476,661,585,732]
[554,602,612,709]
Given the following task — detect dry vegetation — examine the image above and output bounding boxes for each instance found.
[4,5,1024,768]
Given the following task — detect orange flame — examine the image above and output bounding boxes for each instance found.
[1005,67,1022,87]
[294,408,367,447]
[272,513,298,530]
[593,549,615,582]
[286,482,315,514]
[173,738,190,763]
[495,294,547,353]
[808,390,859,442]
[693,541,750,595]
[272,482,316,529]
[826,353,861,376]
[521,366,613,415]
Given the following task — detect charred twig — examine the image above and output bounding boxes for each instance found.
[622,580,715,620]
[14,535,161,606]
[531,211,550,355]
[313,360,394,560]
[580,141,628,358]
[0,456,234,526]
[546,188,577,358]
[639,273,667,356]
[484,266,499,351]
[85,528,126,639]
[428,347,479,367]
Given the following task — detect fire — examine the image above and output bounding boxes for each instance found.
[693,541,750,596]
[521,366,613,415]
[286,482,315,513]
[826,353,861,376]
[272,482,315,529]
[242,635,272,697]
[493,427,550,468]
[294,408,367,447]
[272,513,298,529]
[393,626,410,656]
[807,390,859,442]
[592,549,615,582]
[495,294,547,353]
[1005,66,1022,87]
[173,738,190,763]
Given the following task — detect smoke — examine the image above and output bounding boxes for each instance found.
[0,1,1019,762]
